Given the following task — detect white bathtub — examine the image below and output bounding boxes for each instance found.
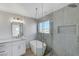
[30,40,46,56]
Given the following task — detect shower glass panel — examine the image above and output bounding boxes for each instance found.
[37,20,53,56]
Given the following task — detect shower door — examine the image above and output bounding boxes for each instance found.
[37,20,53,56]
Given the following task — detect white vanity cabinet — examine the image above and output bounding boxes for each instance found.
[0,40,26,56]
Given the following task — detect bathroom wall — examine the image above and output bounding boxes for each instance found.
[52,5,79,56]
[39,4,79,55]
[0,11,37,48]
[23,17,37,48]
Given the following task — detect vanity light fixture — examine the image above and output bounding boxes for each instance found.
[9,17,24,24]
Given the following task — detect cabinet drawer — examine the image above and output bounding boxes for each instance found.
[0,47,6,52]
[0,51,8,56]
[0,42,11,47]
[0,44,12,56]
[0,47,12,56]
[0,46,10,52]
[0,43,5,47]
[0,43,12,51]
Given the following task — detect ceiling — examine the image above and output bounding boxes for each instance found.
[0,3,69,19]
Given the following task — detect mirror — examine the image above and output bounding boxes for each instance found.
[11,22,23,38]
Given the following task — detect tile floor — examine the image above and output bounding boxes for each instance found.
[22,48,52,56]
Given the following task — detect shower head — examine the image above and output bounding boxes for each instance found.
[68,3,78,8]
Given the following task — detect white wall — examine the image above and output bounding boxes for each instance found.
[23,17,37,48]
[52,5,79,56]
[0,11,37,48]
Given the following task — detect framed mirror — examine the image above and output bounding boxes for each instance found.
[11,22,23,38]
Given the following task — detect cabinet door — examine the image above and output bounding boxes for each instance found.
[6,47,12,56]
[0,51,8,56]
[18,41,26,55]
[12,41,26,56]
[12,42,20,56]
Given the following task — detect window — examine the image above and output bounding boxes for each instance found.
[38,21,50,33]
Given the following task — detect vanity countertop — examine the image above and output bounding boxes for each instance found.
[0,38,26,44]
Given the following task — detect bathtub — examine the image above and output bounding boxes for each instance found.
[30,40,46,56]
